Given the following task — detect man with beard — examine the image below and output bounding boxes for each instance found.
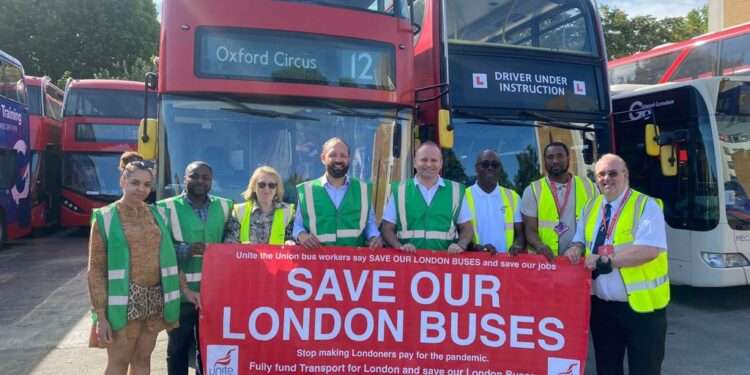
[462,150,525,254]
[381,141,473,252]
[521,142,596,260]
[293,137,382,249]
[158,161,236,375]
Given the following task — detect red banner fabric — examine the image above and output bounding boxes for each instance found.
[199,245,591,375]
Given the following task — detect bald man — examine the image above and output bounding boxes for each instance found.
[564,153,669,375]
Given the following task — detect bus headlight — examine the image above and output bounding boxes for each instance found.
[62,199,81,213]
[701,252,750,268]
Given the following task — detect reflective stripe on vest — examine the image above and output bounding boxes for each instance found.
[531,176,596,255]
[583,190,670,313]
[297,177,369,246]
[393,179,463,250]
[464,185,518,250]
[92,203,180,331]
[234,200,294,245]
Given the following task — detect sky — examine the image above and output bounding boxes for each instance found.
[597,0,707,18]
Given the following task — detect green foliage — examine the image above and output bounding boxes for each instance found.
[94,57,156,81]
[601,5,708,60]
[0,0,159,83]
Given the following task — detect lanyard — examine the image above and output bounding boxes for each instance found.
[547,178,572,217]
[602,189,632,242]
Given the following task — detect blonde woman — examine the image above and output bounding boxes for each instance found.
[88,160,189,375]
[226,166,295,244]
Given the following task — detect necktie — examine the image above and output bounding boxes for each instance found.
[592,203,612,253]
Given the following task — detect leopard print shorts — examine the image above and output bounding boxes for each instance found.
[127,282,164,321]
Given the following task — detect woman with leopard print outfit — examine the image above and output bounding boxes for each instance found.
[87,159,194,375]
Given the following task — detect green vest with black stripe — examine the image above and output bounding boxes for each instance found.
[530,175,597,255]
[91,203,181,331]
[233,200,295,245]
[157,194,232,300]
[296,177,371,247]
[464,185,520,251]
[391,178,464,251]
[583,189,670,313]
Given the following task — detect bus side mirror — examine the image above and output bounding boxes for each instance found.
[438,109,454,149]
[138,119,159,160]
[645,123,660,156]
[660,145,677,177]
[145,72,158,90]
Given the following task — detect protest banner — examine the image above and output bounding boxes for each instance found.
[199,245,591,375]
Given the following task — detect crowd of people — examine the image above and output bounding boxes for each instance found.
[87,138,669,375]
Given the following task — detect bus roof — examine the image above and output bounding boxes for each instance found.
[0,49,24,70]
[66,79,144,92]
[609,21,750,67]
[612,76,750,100]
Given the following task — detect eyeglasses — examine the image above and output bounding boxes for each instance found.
[126,160,154,170]
[257,182,277,189]
[596,170,620,178]
[478,160,501,169]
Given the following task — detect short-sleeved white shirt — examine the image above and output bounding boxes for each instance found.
[382,177,471,225]
[461,184,521,252]
[572,189,667,301]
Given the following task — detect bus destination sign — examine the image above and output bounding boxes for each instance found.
[196,27,395,91]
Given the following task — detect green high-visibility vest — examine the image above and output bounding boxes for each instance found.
[296,177,371,247]
[233,200,294,245]
[583,189,670,313]
[391,178,464,251]
[91,203,181,331]
[157,195,232,298]
[464,185,520,251]
[530,175,597,255]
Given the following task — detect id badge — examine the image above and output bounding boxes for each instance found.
[553,222,569,235]
[597,244,614,256]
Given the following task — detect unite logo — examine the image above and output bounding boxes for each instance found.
[472,73,488,89]
[206,345,238,375]
[548,357,580,375]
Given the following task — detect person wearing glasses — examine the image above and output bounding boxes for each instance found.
[461,150,525,254]
[521,141,597,260]
[157,161,235,375]
[381,141,473,253]
[87,160,181,375]
[225,166,295,245]
[293,137,382,249]
[563,154,669,375]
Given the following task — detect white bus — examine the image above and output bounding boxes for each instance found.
[612,76,750,287]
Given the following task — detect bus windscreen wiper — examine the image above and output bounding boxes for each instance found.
[316,99,409,121]
[215,95,319,121]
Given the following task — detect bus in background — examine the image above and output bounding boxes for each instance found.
[609,22,750,85]
[412,0,611,190]
[61,79,156,227]
[0,50,31,248]
[25,76,63,230]
[141,0,414,216]
[612,76,750,286]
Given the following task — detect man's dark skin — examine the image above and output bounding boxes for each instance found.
[522,144,571,261]
[184,162,213,256]
[474,150,525,255]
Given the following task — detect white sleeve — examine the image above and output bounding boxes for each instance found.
[457,198,472,224]
[513,192,522,223]
[633,199,668,250]
[381,194,398,224]
[572,216,586,244]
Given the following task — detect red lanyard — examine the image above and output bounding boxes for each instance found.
[547,178,572,217]
[602,189,631,242]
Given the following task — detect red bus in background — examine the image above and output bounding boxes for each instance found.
[609,22,750,85]
[145,0,415,216]
[61,79,155,227]
[25,76,63,230]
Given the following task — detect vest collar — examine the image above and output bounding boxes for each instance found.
[181,192,212,207]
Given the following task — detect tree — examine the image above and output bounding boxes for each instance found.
[0,0,159,82]
[601,5,708,60]
[94,57,157,81]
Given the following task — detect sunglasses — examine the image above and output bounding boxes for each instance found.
[478,160,501,169]
[126,160,154,170]
[596,170,620,178]
[257,182,277,189]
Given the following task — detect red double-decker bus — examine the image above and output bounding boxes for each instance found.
[412,0,612,189]
[142,0,414,215]
[25,76,63,229]
[61,79,156,227]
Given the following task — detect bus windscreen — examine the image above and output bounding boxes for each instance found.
[63,89,156,118]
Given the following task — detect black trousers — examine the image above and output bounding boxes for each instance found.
[167,304,203,375]
[590,296,667,375]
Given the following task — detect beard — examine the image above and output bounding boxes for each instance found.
[327,162,349,179]
[546,163,568,177]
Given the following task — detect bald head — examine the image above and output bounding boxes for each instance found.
[595,153,629,201]
[321,137,350,156]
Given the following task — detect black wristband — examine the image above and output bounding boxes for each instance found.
[595,256,613,275]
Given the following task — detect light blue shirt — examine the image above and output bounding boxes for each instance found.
[460,184,522,252]
[292,175,380,240]
[382,177,472,224]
